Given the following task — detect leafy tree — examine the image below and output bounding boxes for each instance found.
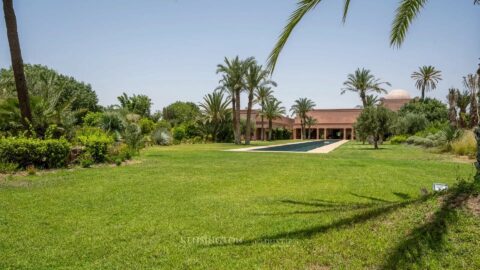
[2,0,32,125]
[290,97,315,139]
[199,91,231,142]
[266,0,480,73]
[398,98,448,124]
[341,68,390,108]
[365,95,380,107]
[244,61,276,145]
[411,66,442,100]
[216,56,253,144]
[255,86,274,141]
[355,106,395,149]
[117,92,152,118]
[162,101,200,127]
[264,98,286,140]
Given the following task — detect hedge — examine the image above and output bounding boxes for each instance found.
[0,137,71,169]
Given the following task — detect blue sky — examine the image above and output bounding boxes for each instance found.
[0,0,478,112]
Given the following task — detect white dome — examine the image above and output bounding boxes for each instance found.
[384,89,411,99]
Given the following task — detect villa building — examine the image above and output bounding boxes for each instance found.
[240,89,412,140]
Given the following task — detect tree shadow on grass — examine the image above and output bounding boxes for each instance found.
[380,182,476,269]
[207,193,430,247]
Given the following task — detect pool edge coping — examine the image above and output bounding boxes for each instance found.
[225,140,349,154]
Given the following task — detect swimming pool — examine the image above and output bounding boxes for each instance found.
[252,140,340,152]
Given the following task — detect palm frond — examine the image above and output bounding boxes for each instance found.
[342,0,351,23]
[267,0,323,74]
[390,0,428,48]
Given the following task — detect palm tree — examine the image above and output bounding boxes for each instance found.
[244,62,276,145]
[199,91,231,142]
[411,66,442,100]
[2,0,32,126]
[305,115,318,139]
[264,98,286,141]
[464,74,479,128]
[266,0,479,73]
[456,90,470,129]
[341,68,390,108]
[216,56,253,144]
[447,88,458,128]
[255,86,274,141]
[365,95,380,107]
[290,97,316,140]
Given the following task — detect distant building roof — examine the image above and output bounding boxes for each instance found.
[383,89,411,100]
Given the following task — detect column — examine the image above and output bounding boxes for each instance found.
[324,129,327,140]
[293,128,296,140]
[316,128,319,139]
[352,128,355,140]
[343,128,347,140]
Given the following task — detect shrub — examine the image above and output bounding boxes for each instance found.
[77,128,113,163]
[83,112,103,127]
[26,165,36,175]
[172,125,186,142]
[123,123,144,152]
[139,118,155,135]
[0,162,18,174]
[390,135,408,145]
[151,127,172,145]
[107,143,132,162]
[0,137,71,169]
[394,113,428,135]
[100,112,124,133]
[80,152,94,168]
[451,130,476,157]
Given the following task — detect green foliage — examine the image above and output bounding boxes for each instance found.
[162,101,200,127]
[79,152,94,168]
[99,111,124,133]
[77,128,113,163]
[123,123,144,152]
[398,98,448,123]
[355,106,395,148]
[138,118,155,135]
[451,130,476,157]
[117,92,152,118]
[390,135,408,145]
[172,125,186,142]
[83,112,103,127]
[0,162,18,174]
[107,143,132,162]
[271,128,292,140]
[393,113,428,135]
[0,137,71,168]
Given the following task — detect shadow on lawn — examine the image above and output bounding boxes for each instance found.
[208,185,476,268]
[380,182,476,269]
[208,192,430,247]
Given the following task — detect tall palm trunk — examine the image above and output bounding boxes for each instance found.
[260,102,265,141]
[245,90,253,145]
[300,119,304,140]
[268,119,273,141]
[360,91,367,108]
[234,89,241,144]
[421,85,425,100]
[3,0,32,125]
[231,94,238,144]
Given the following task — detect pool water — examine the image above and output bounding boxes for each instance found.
[252,140,340,152]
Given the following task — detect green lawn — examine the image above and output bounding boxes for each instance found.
[1,142,479,269]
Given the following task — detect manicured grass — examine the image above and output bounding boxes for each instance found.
[0,142,479,269]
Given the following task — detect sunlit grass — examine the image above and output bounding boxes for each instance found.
[0,141,478,269]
